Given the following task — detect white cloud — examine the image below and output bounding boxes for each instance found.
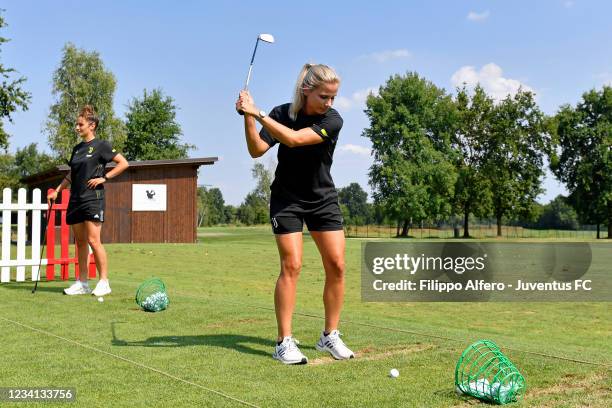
[335,87,379,111]
[467,10,490,21]
[451,63,534,102]
[360,49,411,63]
[337,144,371,156]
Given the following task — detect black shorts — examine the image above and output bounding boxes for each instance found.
[66,199,105,225]
[270,195,344,234]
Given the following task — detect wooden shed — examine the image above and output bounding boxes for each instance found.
[22,157,217,243]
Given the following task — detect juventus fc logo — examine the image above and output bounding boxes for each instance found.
[271,217,278,228]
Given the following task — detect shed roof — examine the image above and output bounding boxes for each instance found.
[21,157,218,184]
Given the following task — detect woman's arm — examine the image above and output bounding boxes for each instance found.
[244,114,271,158]
[106,153,129,179]
[48,171,71,203]
[237,91,272,158]
[86,153,129,189]
[257,116,323,148]
[236,90,324,150]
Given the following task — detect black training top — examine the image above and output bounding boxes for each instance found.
[259,103,343,204]
[68,138,117,202]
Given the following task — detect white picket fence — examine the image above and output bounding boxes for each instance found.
[0,188,49,283]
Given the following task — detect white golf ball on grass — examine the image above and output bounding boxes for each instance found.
[389,368,399,378]
[97,297,104,303]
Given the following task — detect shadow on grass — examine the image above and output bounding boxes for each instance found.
[0,281,66,294]
[111,322,315,358]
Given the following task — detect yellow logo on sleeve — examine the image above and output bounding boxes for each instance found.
[321,129,328,137]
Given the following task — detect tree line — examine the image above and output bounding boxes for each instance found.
[363,73,610,239]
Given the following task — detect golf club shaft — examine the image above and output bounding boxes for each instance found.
[238,38,261,115]
[32,201,53,294]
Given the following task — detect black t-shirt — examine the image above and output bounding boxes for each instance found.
[259,103,343,204]
[68,138,117,202]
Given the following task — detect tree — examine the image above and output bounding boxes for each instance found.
[223,205,237,224]
[237,192,268,225]
[0,144,55,191]
[251,162,273,204]
[0,11,31,150]
[363,72,458,236]
[13,143,55,179]
[452,85,494,237]
[124,88,193,160]
[197,187,226,226]
[45,43,125,161]
[550,86,611,239]
[487,89,548,236]
[0,152,18,190]
[536,195,579,230]
[236,162,274,225]
[338,182,369,225]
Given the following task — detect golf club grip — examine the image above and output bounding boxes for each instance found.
[238,109,245,116]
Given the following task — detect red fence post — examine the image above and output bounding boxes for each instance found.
[60,190,70,280]
[45,189,56,281]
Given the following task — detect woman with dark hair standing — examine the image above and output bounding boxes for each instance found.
[236,64,354,365]
[48,105,129,297]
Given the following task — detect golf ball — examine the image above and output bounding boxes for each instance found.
[389,368,399,378]
[98,297,104,302]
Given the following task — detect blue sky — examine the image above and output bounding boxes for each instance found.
[2,1,611,205]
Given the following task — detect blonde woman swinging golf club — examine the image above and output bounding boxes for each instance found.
[236,63,354,364]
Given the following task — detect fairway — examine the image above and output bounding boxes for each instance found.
[1,226,610,407]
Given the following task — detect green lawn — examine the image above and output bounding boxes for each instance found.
[0,226,610,407]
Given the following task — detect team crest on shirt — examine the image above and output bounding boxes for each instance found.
[88,146,94,154]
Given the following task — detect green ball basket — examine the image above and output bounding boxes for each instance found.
[455,340,525,405]
[135,278,169,312]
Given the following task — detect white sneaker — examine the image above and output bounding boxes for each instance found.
[272,336,308,365]
[316,330,355,360]
[63,280,91,295]
[92,280,112,297]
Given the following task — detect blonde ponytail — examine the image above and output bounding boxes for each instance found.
[289,63,340,120]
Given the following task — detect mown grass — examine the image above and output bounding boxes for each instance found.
[0,226,610,407]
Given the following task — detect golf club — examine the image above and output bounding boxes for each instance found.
[237,33,275,115]
[32,200,53,294]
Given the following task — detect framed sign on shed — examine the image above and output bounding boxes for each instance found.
[132,184,167,211]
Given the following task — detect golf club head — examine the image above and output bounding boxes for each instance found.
[258,33,275,43]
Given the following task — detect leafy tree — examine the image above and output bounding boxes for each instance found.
[536,195,579,230]
[0,11,31,150]
[236,162,274,225]
[251,162,273,204]
[124,88,193,160]
[237,192,268,225]
[338,182,369,225]
[0,152,18,190]
[223,205,237,224]
[0,144,55,192]
[13,143,55,179]
[197,186,227,226]
[363,72,458,236]
[45,43,125,160]
[550,86,611,239]
[452,85,494,237]
[487,89,548,236]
